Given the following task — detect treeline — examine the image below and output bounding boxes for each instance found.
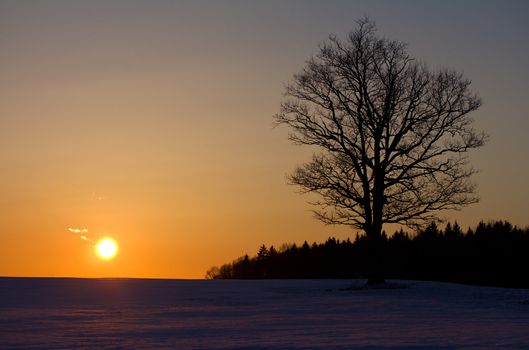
[206,220,529,288]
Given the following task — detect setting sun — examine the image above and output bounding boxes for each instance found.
[95,238,118,261]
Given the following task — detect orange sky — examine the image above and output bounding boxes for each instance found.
[1,1,528,278]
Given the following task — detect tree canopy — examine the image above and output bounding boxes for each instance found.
[275,19,487,238]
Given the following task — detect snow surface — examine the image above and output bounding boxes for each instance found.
[1,278,529,349]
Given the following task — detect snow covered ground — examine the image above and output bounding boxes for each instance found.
[1,278,529,349]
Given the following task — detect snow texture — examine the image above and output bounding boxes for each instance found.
[1,278,529,349]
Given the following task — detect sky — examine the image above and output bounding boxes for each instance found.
[1,0,528,278]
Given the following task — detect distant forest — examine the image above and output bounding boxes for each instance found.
[206,221,529,289]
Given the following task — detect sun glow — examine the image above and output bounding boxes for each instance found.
[95,237,118,260]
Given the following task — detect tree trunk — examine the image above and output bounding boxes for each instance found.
[366,165,386,286]
[366,226,386,286]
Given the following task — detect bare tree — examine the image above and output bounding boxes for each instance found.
[275,19,487,283]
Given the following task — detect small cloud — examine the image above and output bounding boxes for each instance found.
[68,228,88,233]
[68,228,92,242]
[91,192,105,201]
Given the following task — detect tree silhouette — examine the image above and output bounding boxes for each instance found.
[206,220,529,289]
[274,19,487,284]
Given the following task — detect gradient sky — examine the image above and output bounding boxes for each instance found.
[1,0,528,278]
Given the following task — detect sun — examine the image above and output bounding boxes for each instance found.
[95,237,118,260]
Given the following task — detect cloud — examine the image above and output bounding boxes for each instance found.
[68,228,88,233]
[68,228,93,242]
[91,192,105,201]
